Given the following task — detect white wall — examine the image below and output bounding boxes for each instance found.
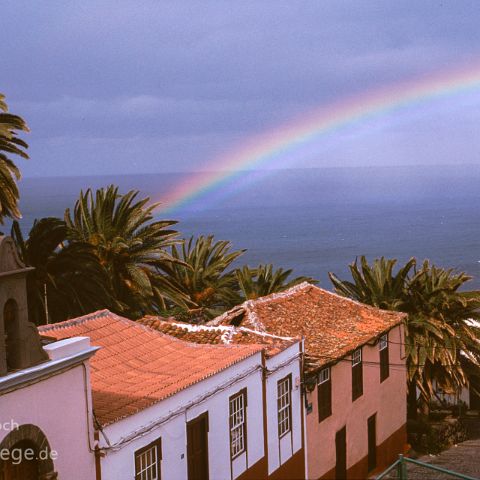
[0,362,96,480]
[265,342,303,475]
[432,379,470,407]
[100,351,266,480]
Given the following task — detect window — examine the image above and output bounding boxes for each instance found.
[318,367,332,422]
[135,439,161,480]
[379,334,389,382]
[367,414,377,471]
[229,389,247,459]
[278,375,292,437]
[352,348,363,401]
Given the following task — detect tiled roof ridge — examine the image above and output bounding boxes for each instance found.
[234,325,297,342]
[42,311,267,357]
[40,309,182,340]
[212,281,406,327]
[140,317,297,343]
[221,327,236,344]
[248,282,406,321]
[139,317,235,344]
[39,309,114,332]
[209,282,312,328]
[315,287,407,321]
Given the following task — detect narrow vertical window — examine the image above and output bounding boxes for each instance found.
[278,375,292,437]
[367,414,377,472]
[352,348,363,401]
[317,367,332,422]
[135,439,161,480]
[379,334,389,382]
[229,389,247,459]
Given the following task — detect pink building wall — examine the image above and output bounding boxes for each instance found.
[305,325,406,479]
[0,362,96,479]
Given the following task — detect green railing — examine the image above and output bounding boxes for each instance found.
[375,454,479,480]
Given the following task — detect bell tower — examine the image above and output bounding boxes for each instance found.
[0,235,47,376]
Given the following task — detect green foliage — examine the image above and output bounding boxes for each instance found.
[329,256,480,413]
[64,185,187,318]
[405,262,480,401]
[11,218,115,324]
[0,93,29,223]
[162,235,245,320]
[236,263,317,300]
[329,256,415,311]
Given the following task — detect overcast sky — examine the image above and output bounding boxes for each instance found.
[3,1,480,177]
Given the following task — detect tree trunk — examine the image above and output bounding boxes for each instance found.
[407,381,418,420]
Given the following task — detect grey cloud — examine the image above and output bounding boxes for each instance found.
[2,0,480,176]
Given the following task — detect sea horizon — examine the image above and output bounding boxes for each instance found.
[14,164,480,290]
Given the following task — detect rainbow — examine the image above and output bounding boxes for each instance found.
[158,62,480,213]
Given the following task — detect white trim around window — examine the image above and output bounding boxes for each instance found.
[318,367,330,384]
[277,375,292,438]
[352,348,362,366]
[229,389,247,459]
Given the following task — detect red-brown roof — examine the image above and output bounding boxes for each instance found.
[39,310,262,426]
[138,316,297,357]
[210,283,406,370]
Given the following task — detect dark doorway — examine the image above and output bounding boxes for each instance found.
[187,413,209,480]
[470,375,480,410]
[0,440,40,480]
[335,426,347,480]
[3,299,19,371]
[368,414,377,472]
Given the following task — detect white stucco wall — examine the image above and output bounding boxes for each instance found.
[432,379,470,407]
[265,342,303,475]
[0,362,96,480]
[100,351,266,480]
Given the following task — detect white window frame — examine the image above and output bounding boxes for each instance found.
[379,334,388,351]
[229,390,246,459]
[278,376,292,438]
[318,367,330,384]
[352,348,362,366]
[135,442,160,480]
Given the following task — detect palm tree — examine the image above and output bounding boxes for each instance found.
[236,264,317,300]
[329,256,415,311]
[64,185,187,318]
[404,262,480,412]
[11,218,115,324]
[0,93,29,223]
[329,256,480,419]
[162,235,245,321]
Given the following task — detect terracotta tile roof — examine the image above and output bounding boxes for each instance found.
[210,282,406,371]
[138,316,297,357]
[39,310,262,426]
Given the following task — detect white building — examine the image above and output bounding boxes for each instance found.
[0,233,306,480]
[138,317,306,478]
[40,312,306,480]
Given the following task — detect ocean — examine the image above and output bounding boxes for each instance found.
[12,165,480,290]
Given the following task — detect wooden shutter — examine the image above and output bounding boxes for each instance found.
[318,372,332,422]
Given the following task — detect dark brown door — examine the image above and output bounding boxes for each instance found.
[368,414,377,472]
[470,375,480,410]
[187,413,209,480]
[335,426,347,480]
[1,441,39,480]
